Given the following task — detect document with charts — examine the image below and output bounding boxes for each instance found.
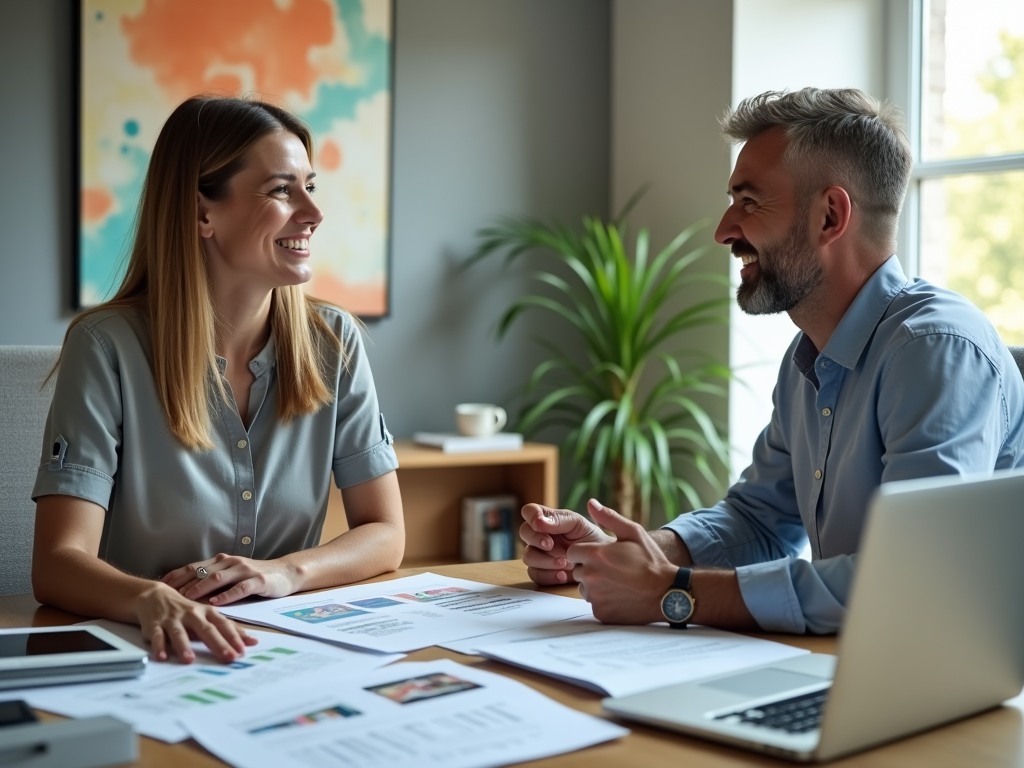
[8,620,403,743]
[180,659,628,768]
[469,618,809,697]
[219,573,591,653]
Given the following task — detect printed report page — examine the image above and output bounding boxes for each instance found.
[180,659,628,768]
[219,573,591,653]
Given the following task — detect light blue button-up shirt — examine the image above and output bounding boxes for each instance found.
[665,256,1024,633]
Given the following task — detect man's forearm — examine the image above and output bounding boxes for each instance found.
[650,528,694,566]
[650,529,758,631]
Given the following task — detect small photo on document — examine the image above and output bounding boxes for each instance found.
[366,673,482,705]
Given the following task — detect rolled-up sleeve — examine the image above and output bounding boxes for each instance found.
[736,555,855,634]
[331,318,399,489]
[665,374,809,570]
[32,322,123,509]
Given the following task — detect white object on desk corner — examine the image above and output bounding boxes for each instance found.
[0,715,136,768]
[0,625,147,690]
[412,432,523,453]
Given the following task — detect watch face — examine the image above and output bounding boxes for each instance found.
[662,590,693,623]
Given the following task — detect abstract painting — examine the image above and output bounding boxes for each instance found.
[77,0,392,316]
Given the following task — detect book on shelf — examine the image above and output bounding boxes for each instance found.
[412,432,524,453]
[461,495,518,562]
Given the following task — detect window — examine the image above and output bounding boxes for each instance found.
[903,0,1024,344]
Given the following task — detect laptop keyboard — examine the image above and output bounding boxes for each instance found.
[713,689,827,734]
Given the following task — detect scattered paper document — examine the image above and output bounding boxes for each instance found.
[473,619,810,697]
[10,620,403,743]
[219,572,591,653]
[180,659,628,768]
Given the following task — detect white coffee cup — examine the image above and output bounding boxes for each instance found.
[455,403,508,437]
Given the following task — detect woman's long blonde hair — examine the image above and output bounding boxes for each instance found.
[61,96,341,449]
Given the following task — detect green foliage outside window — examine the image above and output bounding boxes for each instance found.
[941,31,1024,344]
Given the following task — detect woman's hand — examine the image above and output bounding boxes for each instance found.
[161,554,303,607]
[134,582,257,663]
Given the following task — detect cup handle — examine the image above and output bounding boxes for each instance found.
[493,407,507,433]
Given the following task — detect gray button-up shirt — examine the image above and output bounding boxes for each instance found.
[33,305,398,579]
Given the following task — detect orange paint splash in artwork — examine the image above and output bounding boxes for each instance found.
[121,0,336,102]
[308,272,387,316]
[81,187,114,223]
[318,139,343,171]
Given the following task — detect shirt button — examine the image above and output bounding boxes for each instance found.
[236,439,248,449]
[241,490,253,501]
[820,361,829,369]
[814,469,822,479]
[241,536,252,545]
[821,407,832,416]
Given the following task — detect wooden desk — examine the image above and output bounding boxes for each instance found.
[322,441,560,565]
[3,562,1023,768]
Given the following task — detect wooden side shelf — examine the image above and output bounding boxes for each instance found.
[321,440,559,566]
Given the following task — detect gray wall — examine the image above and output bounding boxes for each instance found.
[610,0,734,505]
[0,0,75,343]
[0,0,610,440]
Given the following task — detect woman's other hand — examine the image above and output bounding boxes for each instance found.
[134,581,257,663]
[161,554,302,606]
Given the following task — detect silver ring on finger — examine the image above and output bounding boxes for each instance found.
[195,566,210,580]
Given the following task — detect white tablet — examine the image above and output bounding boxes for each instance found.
[0,625,147,690]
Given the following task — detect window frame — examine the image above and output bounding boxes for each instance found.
[888,0,1024,276]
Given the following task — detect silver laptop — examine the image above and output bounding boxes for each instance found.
[603,469,1024,762]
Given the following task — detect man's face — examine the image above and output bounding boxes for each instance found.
[715,129,823,315]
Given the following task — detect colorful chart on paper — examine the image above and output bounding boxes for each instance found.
[78,0,391,315]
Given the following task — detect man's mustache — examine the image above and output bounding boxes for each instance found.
[731,240,758,258]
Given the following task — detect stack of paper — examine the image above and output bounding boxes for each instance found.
[412,432,524,453]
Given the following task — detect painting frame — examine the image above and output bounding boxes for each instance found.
[73,0,395,319]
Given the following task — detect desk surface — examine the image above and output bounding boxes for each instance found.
[2,561,1022,768]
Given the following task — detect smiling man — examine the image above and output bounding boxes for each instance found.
[519,88,1024,634]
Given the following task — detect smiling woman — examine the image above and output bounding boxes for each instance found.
[31,97,404,666]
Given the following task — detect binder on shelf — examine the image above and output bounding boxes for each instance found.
[413,432,524,453]
[461,495,518,562]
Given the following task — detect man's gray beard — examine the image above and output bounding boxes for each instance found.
[736,221,824,316]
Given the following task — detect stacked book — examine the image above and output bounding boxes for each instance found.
[412,432,523,454]
[461,495,518,562]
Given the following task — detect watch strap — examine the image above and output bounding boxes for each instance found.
[672,567,693,590]
[664,567,695,629]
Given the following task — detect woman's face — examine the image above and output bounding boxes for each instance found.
[199,130,324,294]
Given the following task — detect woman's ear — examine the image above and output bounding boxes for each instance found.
[197,194,215,239]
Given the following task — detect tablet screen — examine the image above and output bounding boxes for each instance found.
[0,631,117,657]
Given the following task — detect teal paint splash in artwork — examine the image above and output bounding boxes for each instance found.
[301,0,390,134]
[80,145,148,305]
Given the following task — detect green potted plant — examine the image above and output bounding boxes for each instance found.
[467,198,731,527]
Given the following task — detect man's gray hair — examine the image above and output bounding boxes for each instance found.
[721,88,912,249]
